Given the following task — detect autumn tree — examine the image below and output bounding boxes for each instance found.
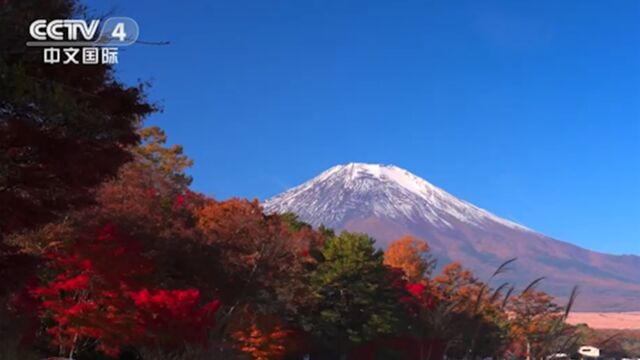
[32,224,220,358]
[384,235,434,283]
[507,288,567,359]
[196,199,324,336]
[135,126,194,187]
[231,312,309,360]
[4,121,232,358]
[1,2,154,357]
[233,322,290,360]
[430,262,510,358]
[9,122,209,283]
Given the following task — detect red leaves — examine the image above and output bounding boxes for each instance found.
[130,288,220,347]
[31,224,220,357]
[52,274,90,292]
[406,282,426,298]
[129,288,219,321]
[387,265,438,322]
[31,225,140,356]
[174,194,186,208]
[406,282,437,312]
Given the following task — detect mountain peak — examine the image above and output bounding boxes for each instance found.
[264,163,531,232]
[263,163,640,311]
[327,162,441,195]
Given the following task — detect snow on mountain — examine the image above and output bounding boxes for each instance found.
[264,163,530,232]
[263,163,640,312]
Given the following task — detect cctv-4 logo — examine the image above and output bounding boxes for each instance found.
[27,17,139,65]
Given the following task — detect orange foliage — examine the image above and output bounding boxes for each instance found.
[233,323,289,360]
[195,198,325,334]
[507,289,563,356]
[231,315,307,360]
[196,198,303,283]
[384,235,433,283]
[432,261,482,310]
[197,198,265,247]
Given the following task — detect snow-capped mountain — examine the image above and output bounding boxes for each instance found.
[264,163,640,312]
[265,163,530,232]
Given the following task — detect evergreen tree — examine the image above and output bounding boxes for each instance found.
[303,232,406,359]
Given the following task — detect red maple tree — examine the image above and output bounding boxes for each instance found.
[31,224,220,358]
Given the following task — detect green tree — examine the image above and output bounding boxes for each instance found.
[303,232,406,359]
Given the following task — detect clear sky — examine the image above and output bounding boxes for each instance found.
[84,0,639,255]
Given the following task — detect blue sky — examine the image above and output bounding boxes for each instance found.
[85,0,639,255]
